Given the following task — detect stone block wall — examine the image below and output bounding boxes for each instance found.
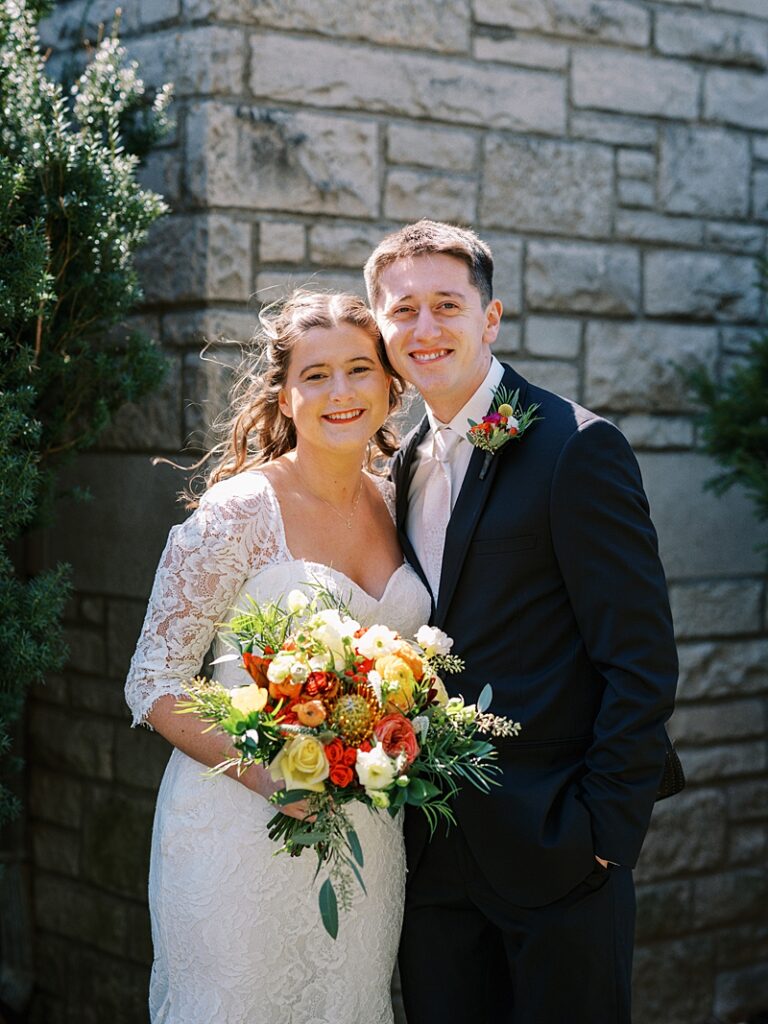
[21,1,768,1022]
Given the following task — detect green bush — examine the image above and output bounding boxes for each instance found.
[0,0,171,824]
[688,259,768,541]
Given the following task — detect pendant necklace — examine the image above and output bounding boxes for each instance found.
[300,470,364,530]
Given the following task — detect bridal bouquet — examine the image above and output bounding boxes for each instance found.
[177,587,519,937]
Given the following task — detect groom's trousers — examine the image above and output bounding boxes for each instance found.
[399,822,636,1024]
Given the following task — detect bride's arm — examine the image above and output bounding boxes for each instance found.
[125,480,310,820]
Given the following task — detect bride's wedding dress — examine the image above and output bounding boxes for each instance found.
[125,471,431,1024]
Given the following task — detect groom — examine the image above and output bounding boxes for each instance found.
[365,220,678,1024]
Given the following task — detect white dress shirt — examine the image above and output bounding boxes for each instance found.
[407,357,505,582]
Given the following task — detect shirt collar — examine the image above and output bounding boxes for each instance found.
[426,356,505,440]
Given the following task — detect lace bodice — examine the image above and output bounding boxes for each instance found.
[125,470,431,724]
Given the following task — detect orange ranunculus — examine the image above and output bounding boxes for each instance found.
[329,763,355,787]
[295,699,326,727]
[268,679,304,701]
[242,651,270,687]
[304,671,339,701]
[374,714,420,767]
[393,644,425,682]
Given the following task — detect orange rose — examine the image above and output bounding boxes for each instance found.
[329,763,355,787]
[374,714,420,767]
[324,738,345,764]
[268,679,304,701]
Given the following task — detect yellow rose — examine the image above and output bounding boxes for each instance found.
[230,683,268,716]
[376,654,416,713]
[269,735,329,793]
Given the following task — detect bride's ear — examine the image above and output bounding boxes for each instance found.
[278,388,293,419]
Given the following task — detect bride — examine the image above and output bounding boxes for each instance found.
[125,291,431,1023]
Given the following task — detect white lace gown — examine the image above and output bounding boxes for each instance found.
[125,470,431,1024]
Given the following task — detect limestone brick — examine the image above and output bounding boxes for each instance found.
[644,250,761,321]
[671,581,763,641]
[259,221,306,264]
[676,639,768,699]
[481,137,613,238]
[33,875,130,957]
[255,270,365,300]
[659,126,750,218]
[81,788,155,900]
[705,68,768,130]
[618,415,694,450]
[715,964,768,1023]
[183,0,470,53]
[484,235,523,316]
[32,824,80,878]
[387,124,477,173]
[633,936,716,1024]
[710,0,768,16]
[525,317,581,359]
[656,10,768,69]
[182,347,241,450]
[526,242,640,315]
[727,778,768,820]
[136,149,182,207]
[617,149,655,180]
[493,322,522,356]
[309,224,384,269]
[115,726,172,792]
[69,679,130,720]
[472,35,568,71]
[754,169,768,221]
[384,169,477,225]
[753,137,768,161]
[48,454,185,600]
[681,743,768,786]
[705,221,765,253]
[634,880,692,942]
[473,0,649,46]
[636,452,768,577]
[508,360,579,399]
[248,34,566,134]
[721,325,762,353]
[584,321,717,412]
[126,27,245,96]
[187,103,380,218]
[162,309,257,349]
[671,699,766,744]
[635,788,727,880]
[729,826,768,868]
[29,705,114,781]
[29,769,83,829]
[615,210,704,246]
[572,49,699,119]
[618,179,654,208]
[97,357,183,452]
[570,112,657,147]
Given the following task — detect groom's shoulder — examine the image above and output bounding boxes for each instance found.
[509,366,623,452]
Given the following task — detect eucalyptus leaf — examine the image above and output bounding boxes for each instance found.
[477,684,493,713]
[347,828,364,867]
[319,879,339,940]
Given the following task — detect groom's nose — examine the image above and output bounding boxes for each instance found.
[412,306,441,342]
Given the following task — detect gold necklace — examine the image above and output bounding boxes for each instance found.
[298,469,364,531]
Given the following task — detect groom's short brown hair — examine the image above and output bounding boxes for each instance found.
[364,219,494,309]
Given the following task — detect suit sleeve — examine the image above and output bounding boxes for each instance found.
[550,417,678,867]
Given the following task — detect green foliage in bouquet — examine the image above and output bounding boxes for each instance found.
[686,258,768,547]
[0,0,171,825]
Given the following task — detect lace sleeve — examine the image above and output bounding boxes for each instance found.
[124,472,283,726]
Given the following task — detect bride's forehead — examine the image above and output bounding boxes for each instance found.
[289,323,379,364]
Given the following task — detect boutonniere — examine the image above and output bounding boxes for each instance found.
[466,386,542,480]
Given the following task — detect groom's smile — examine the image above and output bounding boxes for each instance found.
[374,253,503,423]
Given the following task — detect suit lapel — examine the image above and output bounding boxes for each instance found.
[435,364,530,627]
[393,416,431,598]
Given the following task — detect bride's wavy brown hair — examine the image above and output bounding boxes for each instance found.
[184,290,404,507]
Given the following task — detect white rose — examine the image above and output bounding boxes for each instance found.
[286,589,310,614]
[266,653,294,683]
[415,625,454,657]
[355,625,400,660]
[355,745,396,791]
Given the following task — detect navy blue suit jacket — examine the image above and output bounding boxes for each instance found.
[392,363,678,906]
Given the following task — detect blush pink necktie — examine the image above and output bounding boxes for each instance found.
[419,426,457,601]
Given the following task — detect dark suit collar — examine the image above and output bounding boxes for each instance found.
[393,415,429,533]
[435,362,529,626]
